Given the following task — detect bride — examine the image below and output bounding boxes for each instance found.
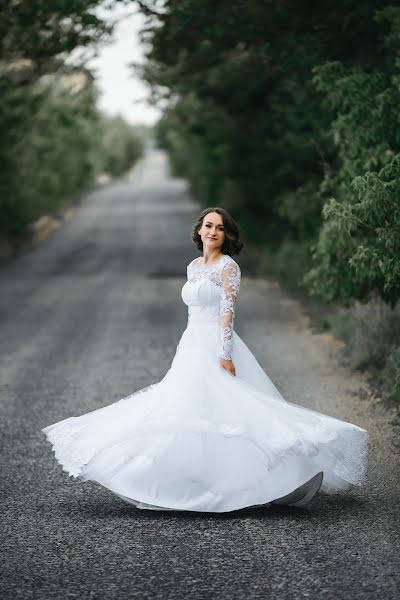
[42,207,368,512]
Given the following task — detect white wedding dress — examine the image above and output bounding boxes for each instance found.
[42,254,368,512]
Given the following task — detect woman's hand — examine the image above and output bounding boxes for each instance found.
[219,358,236,376]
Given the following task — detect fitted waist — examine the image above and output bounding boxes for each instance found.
[187,311,220,328]
[187,305,220,322]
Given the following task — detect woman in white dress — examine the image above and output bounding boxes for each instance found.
[42,207,368,512]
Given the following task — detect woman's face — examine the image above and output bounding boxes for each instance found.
[197,212,225,251]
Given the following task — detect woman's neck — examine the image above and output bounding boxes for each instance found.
[202,249,224,264]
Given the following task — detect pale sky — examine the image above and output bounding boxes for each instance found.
[87,3,162,127]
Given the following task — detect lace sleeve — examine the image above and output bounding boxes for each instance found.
[218,260,241,360]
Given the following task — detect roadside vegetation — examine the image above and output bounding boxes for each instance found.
[136,1,400,409]
[0,1,145,254]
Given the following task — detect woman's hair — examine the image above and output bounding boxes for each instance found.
[191,207,244,256]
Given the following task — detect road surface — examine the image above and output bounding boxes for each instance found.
[1,149,399,599]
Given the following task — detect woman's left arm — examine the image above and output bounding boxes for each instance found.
[218,261,241,372]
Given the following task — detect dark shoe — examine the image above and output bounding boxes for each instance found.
[271,472,323,507]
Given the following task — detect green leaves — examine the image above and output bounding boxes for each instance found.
[306,154,400,306]
[140,1,400,307]
[0,1,144,245]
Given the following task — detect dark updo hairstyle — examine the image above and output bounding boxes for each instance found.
[191,207,244,256]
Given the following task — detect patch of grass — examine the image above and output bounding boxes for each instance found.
[323,295,400,409]
[381,347,400,405]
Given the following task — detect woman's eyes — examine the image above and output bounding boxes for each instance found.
[206,224,224,230]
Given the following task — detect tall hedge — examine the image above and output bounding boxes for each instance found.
[0,0,144,247]
[138,0,399,306]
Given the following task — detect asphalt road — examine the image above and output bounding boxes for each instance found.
[1,149,399,599]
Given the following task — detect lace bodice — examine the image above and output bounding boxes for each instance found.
[181,254,241,360]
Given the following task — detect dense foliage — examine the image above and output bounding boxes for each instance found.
[98,115,145,177]
[0,0,144,246]
[137,0,399,308]
[304,12,400,307]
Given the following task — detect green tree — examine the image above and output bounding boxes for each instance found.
[304,7,400,307]
[138,0,393,267]
[0,0,144,247]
